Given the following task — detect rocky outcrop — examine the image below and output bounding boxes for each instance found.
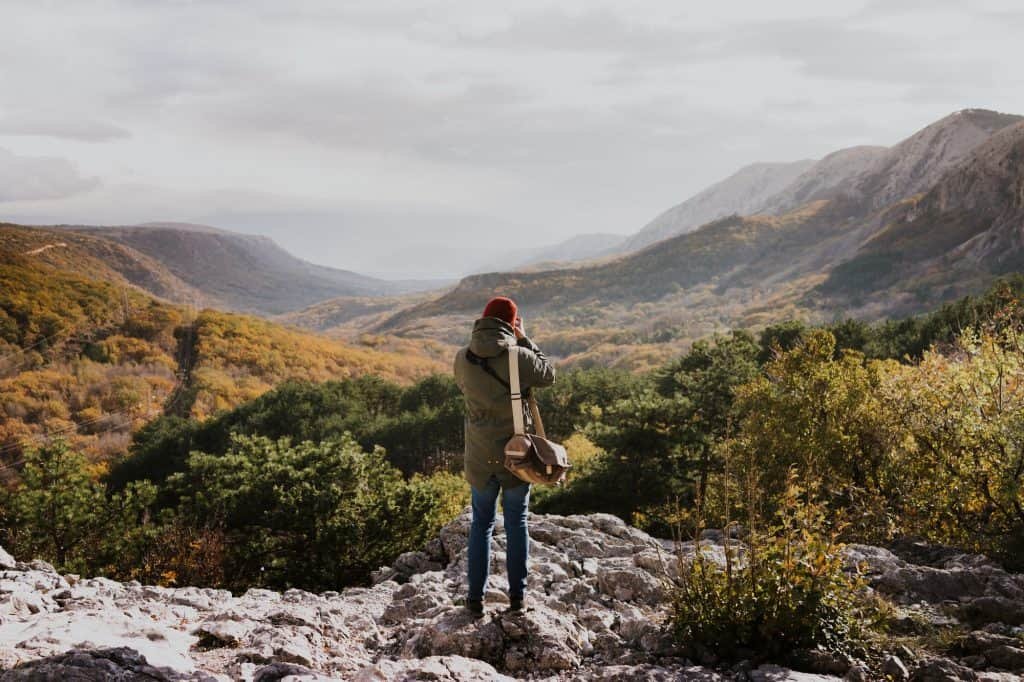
[847,542,1024,627]
[0,547,15,571]
[845,109,1022,214]
[3,513,1024,681]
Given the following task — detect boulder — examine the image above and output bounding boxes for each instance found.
[0,646,215,681]
[401,604,587,673]
[982,644,1024,671]
[596,561,666,604]
[883,655,911,681]
[956,630,1022,656]
[0,546,15,570]
[252,662,334,682]
[959,597,1024,626]
[910,658,979,681]
[749,663,844,680]
[354,655,515,681]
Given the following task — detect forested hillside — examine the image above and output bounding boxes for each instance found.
[0,252,447,475]
[67,223,411,314]
[1,223,203,305]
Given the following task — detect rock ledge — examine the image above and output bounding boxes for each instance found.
[2,512,1024,680]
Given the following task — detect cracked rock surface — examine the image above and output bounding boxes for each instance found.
[2,512,1024,680]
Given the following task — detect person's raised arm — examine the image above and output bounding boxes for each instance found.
[514,317,555,388]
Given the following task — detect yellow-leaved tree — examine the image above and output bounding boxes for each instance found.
[882,326,1024,564]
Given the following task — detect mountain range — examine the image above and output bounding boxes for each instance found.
[4,108,1023,371]
[351,109,1024,368]
[619,109,1022,255]
[4,222,447,316]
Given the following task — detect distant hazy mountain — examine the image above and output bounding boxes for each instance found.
[57,223,441,315]
[618,160,815,253]
[757,146,888,215]
[475,233,625,273]
[135,221,236,234]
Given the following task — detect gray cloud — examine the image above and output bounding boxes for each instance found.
[1,0,1022,277]
[0,148,99,202]
[724,21,993,87]
[0,114,130,142]
[448,8,701,58]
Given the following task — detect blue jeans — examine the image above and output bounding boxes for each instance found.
[467,475,530,601]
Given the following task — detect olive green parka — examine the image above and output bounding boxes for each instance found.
[453,316,556,491]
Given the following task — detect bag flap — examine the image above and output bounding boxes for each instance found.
[504,434,532,459]
[527,435,571,468]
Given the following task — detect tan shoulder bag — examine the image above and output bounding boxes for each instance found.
[503,346,571,486]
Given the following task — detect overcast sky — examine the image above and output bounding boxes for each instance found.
[2,0,1023,278]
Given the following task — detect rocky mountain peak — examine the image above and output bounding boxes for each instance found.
[925,120,1024,212]
[3,512,1024,680]
[908,120,1024,270]
[846,108,1024,212]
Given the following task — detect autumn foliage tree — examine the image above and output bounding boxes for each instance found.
[728,331,900,541]
[882,326,1024,564]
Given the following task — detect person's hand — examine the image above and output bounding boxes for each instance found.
[513,316,525,339]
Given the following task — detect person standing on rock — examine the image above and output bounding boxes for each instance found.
[453,296,556,615]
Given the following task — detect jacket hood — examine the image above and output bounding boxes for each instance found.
[469,316,516,358]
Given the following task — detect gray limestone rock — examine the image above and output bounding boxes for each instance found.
[2,511,1019,680]
[0,646,217,681]
[909,658,979,681]
[354,655,515,681]
[0,546,15,571]
[884,655,911,681]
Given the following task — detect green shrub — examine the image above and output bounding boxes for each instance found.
[168,433,461,591]
[672,481,876,662]
[0,439,157,576]
[562,331,759,533]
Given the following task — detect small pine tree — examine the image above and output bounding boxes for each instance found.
[3,439,107,570]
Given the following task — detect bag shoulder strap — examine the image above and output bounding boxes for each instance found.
[528,394,546,439]
[508,346,525,435]
[466,349,510,391]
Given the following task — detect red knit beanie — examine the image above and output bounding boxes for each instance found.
[482,296,518,325]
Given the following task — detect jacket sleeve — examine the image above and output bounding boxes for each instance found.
[453,349,465,392]
[516,337,556,388]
